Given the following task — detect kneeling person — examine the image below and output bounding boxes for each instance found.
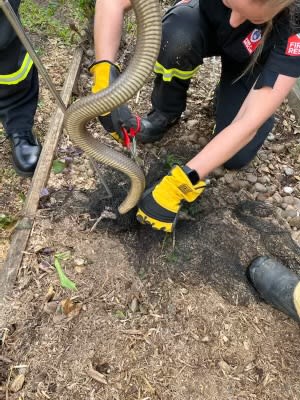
[137,0,300,232]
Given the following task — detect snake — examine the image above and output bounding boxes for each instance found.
[64,0,162,214]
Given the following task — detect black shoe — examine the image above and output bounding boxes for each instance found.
[137,109,180,144]
[8,130,42,177]
[247,256,300,322]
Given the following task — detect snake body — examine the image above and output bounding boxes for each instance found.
[64,0,162,214]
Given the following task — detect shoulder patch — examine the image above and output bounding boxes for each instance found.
[286,34,300,56]
[243,29,262,55]
[175,0,191,5]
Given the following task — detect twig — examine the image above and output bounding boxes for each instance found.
[88,158,113,199]
[5,366,12,400]
[90,210,117,232]
[120,329,144,335]
[1,328,10,346]
[85,273,109,304]
[0,355,13,363]
[135,89,141,104]
[172,230,176,249]
[177,358,198,369]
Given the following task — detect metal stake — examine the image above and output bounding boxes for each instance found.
[0,0,66,112]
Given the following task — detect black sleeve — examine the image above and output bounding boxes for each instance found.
[255,29,300,89]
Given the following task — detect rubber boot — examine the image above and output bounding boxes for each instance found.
[8,130,41,177]
[247,256,300,322]
[138,109,180,144]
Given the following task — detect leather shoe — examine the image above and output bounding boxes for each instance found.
[8,130,41,177]
[137,109,180,144]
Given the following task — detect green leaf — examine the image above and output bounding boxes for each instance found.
[164,154,184,169]
[54,256,77,291]
[55,251,71,261]
[52,160,66,174]
[19,192,26,203]
[0,214,16,229]
[114,310,126,320]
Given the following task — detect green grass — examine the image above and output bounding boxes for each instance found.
[164,153,184,169]
[166,251,179,263]
[0,167,17,179]
[19,0,94,44]
[0,214,17,230]
[126,19,136,34]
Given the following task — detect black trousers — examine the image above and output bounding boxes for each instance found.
[152,0,274,169]
[0,0,39,136]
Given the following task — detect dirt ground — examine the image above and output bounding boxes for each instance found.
[1,3,300,400]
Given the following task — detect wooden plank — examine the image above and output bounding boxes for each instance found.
[24,47,83,217]
[0,47,83,306]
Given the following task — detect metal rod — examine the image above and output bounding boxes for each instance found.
[0,0,67,112]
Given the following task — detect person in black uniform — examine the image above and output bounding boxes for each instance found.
[91,0,300,320]
[134,0,300,321]
[0,0,41,177]
[136,0,300,232]
[91,0,299,232]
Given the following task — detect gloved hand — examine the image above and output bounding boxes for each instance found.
[136,165,206,232]
[89,61,141,147]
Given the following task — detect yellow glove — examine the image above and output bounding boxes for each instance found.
[89,61,141,147]
[136,165,206,232]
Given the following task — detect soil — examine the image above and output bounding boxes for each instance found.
[1,3,300,400]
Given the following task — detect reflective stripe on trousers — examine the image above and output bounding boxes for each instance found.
[154,61,200,82]
[0,52,33,85]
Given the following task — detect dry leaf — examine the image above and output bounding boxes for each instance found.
[86,367,107,385]
[61,298,77,315]
[130,298,139,313]
[10,374,25,393]
[61,298,83,321]
[262,372,272,387]
[43,301,59,315]
[218,360,231,374]
[201,336,210,343]
[45,285,55,302]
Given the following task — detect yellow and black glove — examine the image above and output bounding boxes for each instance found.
[89,60,141,147]
[136,165,206,233]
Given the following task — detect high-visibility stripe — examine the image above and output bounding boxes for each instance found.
[154,61,200,82]
[0,52,33,85]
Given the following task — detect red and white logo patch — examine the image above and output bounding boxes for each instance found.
[243,29,262,55]
[286,34,300,56]
[176,0,191,5]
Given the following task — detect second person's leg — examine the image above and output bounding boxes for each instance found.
[215,58,274,170]
[139,0,213,143]
[0,1,41,176]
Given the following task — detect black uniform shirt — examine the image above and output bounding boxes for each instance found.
[200,0,300,87]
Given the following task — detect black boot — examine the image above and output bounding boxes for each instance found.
[247,256,300,322]
[137,109,180,144]
[8,130,41,177]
